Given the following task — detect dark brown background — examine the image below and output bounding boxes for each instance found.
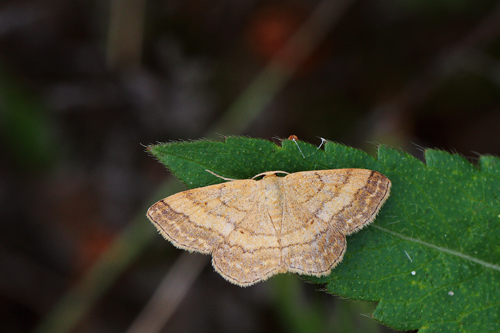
[1,0,500,332]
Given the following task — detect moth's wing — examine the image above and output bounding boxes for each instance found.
[279,180,346,276]
[212,187,283,287]
[282,169,391,235]
[147,179,260,254]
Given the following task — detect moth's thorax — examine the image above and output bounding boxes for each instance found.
[261,174,284,226]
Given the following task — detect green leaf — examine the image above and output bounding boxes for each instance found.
[147,137,500,333]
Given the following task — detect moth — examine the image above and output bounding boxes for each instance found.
[147,169,391,286]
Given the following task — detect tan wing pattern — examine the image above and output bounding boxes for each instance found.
[281,169,391,235]
[212,197,283,286]
[147,169,391,287]
[147,180,260,254]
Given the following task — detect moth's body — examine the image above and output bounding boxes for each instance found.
[147,169,391,287]
[261,173,284,244]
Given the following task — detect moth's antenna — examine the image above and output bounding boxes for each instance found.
[251,171,290,179]
[205,169,238,181]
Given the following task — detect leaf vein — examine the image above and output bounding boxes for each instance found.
[373,225,500,272]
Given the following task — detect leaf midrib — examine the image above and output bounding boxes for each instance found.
[373,225,500,272]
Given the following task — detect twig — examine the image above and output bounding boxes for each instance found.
[126,253,208,333]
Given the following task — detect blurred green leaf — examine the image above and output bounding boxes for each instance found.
[0,66,55,170]
[148,137,500,333]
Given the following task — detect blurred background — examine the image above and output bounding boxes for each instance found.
[2,0,500,332]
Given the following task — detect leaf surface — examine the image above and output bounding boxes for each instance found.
[147,137,500,333]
